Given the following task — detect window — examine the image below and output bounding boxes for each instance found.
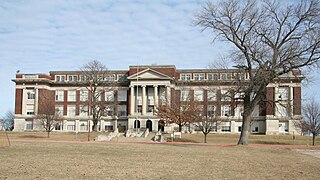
[234,106,243,117]
[105,75,115,81]
[207,105,216,117]
[67,106,76,116]
[207,89,216,101]
[194,90,203,101]
[26,105,34,115]
[80,105,88,117]
[55,106,64,116]
[180,90,189,101]
[117,105,127,117]
[55,75,65,82]
[105,106,114,116]
[148,106,154,113]
[194,73,204,80]
[238,126,242,132]
[27,91,35,99]
[221,90,231,101]
[208,73,219,80]
[222,126,231,132]
[252,127,259,132]
[180,74,191,81]
[118,89,127,101]
[118,74,127,81]
[277,87,289,101]
[55,90,64,101]
[68,75,78,82]
[105,125,114,131]
[68,91,76,102]
[106,91,114,101]
[234,73,245,80]
[80,122,88,131]
[80,90,88,101]
[275,103,288,117]
[26,121,33,130]
[234,92,244,101]
[222,105,231,117]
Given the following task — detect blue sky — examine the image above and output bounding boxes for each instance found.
[0,0,319,116]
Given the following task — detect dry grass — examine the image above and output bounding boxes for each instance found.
[0,140,320,180]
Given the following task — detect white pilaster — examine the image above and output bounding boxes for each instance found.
[154,85,158,111]
[35,88,39,114]
[22,88,26,116]
[130,86,135,115]
[289,85,294,117]
[142,85,147,115]
[166,86,171,106]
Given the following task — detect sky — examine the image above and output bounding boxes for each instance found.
[0,0,319,116]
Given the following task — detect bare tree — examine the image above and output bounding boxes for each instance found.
[2,110,14,131]
[194,111,221,143]
[195,0,320,145]
[157,89,198,132]
[296,100,320,145]
[79,60,114,131]
[35,91,62,138]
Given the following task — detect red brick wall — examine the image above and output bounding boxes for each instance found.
[293,87,301,115]
[38,89,55,114]
[15,89,23,114]
[266,87,274,115]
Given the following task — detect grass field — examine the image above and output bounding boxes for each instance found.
[1,131,319,145]
[0,132,320,179]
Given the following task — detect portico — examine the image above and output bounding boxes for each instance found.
[127,68,173,131]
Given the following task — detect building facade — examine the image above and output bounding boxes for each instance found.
[12,65,303,134]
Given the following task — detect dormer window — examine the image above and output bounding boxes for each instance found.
[56,75,65,82]
[180,74,191,81]
[194,73,204,80]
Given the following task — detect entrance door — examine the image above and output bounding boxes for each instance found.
[146,120,152,131]
[134,120,140,128]
[158,120,165,132]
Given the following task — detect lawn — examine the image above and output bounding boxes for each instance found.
[0,133,320,179]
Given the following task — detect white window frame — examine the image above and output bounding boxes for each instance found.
[67,106,76,117]
[68,91,76,102]
[221,105,231,117]
[106,91,114,101]
[55,75,65,82]
[194,90,203,101]
[194,73,205,81]
[80,90,88,102]
[180,90,189,101]
[207,89,216,101]
[55,106,64,116]
[118,89,127,102]
[55,90,64,102]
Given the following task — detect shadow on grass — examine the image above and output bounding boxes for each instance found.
[166,138,198,143]
[18,135,47,138]
[251,140,291,145]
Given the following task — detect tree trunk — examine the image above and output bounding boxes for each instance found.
[204,133,207,143]
[93,120,98,131]
[178,124,182,132]
[237,114,251,145]
[313,134,316,146]
[47,131,50,138]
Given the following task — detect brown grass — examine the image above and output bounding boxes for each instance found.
[0,139,320,179]
[1,132,320,179]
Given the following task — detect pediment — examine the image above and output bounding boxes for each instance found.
[127,68,172,80]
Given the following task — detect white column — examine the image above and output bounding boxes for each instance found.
[35,88,39,114]
[142,85,147,115]
[289,86,294,117]
[130,86,135,115]
[166,86,171,106]
[114,116,118,131]
[22,88,26,116]
[100,120,105,131]
[154,85,158,112]
[75,120,79,132]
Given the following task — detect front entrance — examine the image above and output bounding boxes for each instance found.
[158,120,165,132]
[146,120,152,131]
[134,120,140,129]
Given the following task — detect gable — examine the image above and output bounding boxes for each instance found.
[127,68,172,80]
